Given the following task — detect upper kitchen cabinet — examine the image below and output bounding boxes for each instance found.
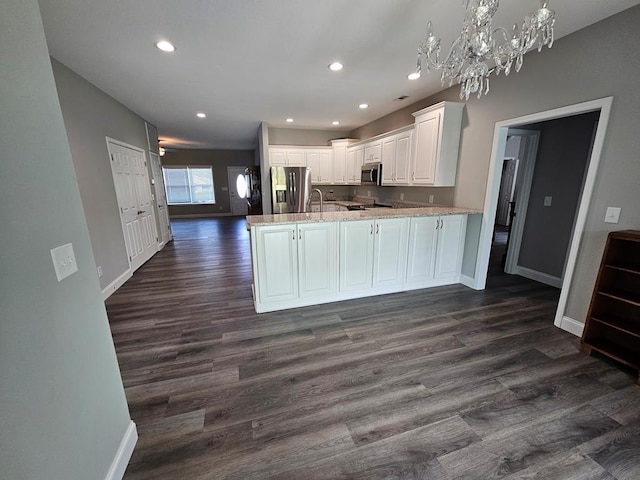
[412,102,464,186]
[332,139,361,185]
[306,147,333,184]
[346,145,363,184]
[363,140,382,164]
[269,147,306,167]
[381,128,413,186]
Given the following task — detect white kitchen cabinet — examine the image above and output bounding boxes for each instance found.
[306,148,333,184]
[364,141,381,164]
[331,140,348,184]
[254,224,299,303]
[269,147,306,167]
[297,222,337,298]
[434,214,466,279]
[252,222,337,310]
[411,102,464,186]
[381,129,412,185]
[405,214,466,287]
[346,145,363,184]
[339,220,375,292]
[372,217,409,288]
[339,217,408,292]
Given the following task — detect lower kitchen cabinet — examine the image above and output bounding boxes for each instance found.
[253,224,299,303]
[250,213,468,313]
[406,215,466,288]
[298,222,337,298]
[339,218,409,293]
[252,222,337,310]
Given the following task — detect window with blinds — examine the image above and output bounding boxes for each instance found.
[162,166,216,204]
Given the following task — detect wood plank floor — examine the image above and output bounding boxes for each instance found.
[106,217,640,480]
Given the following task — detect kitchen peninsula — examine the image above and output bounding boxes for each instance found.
[247,206,480,313]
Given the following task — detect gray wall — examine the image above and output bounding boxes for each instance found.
[349,6,640,324]
[52,58,151,291]
[268,127,350,146]
[0,1,132,478]
[518,113,599,279]
[162,149,256,217]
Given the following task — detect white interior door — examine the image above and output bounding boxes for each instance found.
[228,166,249,216]
[108,139,158,272]
[149,152,172,247]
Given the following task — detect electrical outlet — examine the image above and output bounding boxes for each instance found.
[605,207,621,223]
[400,193,404,200]
[428,194,434,204]
[51,243,78,282]
[544,196,552,206]
[97,266,103,278]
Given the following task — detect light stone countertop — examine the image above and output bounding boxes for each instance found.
[246,206,481,228]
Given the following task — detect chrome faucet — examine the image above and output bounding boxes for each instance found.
[308,188,323,212]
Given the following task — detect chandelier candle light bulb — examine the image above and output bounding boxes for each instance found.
[416,0,555,100]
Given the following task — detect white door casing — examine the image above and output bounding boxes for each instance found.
[503,130,541,275]
[474,97,614,334]
[228,166,249,216]
[107,139,158,272]
[149,152,171,247]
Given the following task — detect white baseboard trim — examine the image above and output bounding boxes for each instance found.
[102,268,132,301]
[515,266,562,288]
[559,316,584,337]
[104,420,137,480]
[169,212,233,219]
[459,274,476,289]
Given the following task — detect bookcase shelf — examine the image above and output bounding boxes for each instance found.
[581,230,640,384]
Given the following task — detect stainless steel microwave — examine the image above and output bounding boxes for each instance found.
[361,163,382,186]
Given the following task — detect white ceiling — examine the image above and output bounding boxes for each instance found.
[40,0,640,150]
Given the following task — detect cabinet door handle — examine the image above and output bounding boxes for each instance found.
[292,229,296,240]
[376,224,379,234]
[370,224,373,235]
[299,231,302,240]
[440,219,444,229]
[435,220,439,230]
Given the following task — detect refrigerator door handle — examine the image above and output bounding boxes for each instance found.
[288,172,294,207]
[291,172,298,210]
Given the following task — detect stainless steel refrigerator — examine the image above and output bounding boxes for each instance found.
[271,166,312,214]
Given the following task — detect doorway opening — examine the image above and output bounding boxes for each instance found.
[475,97,614,335]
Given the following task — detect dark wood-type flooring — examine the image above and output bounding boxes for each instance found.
[106,217,640,479]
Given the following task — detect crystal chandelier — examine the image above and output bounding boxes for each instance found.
[415,0,556,100]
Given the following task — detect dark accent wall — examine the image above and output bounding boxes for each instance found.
[518,112,600,278]
[163,149,256,217]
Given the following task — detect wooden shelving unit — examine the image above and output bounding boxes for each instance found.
[581,230,640,384]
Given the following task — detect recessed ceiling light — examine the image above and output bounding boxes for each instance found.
[328,62,343,72]
[196,112,206,118]
[286,118,294,123]
[408,72,421,80]
[155,40,176,53]
[332,121,340,126]
[359,103,369,109]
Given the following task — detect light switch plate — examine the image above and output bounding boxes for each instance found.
[400,193,404,200]
[544,196,552,206]
[51,243,78,282]
[605,207,621,223]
